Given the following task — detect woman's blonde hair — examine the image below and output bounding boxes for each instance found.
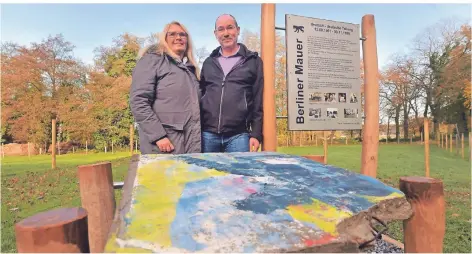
[155,21,200,80]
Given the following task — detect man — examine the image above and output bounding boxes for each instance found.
[199,14,263,153]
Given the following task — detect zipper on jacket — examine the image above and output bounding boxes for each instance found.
[217,77,225,133]
[214,55,253,134]
[244,90,248,110]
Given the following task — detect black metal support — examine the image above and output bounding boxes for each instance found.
[358,216,389,249]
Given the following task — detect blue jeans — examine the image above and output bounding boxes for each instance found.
[202,131,249,153]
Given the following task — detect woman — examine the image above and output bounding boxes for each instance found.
[130,21,202,154]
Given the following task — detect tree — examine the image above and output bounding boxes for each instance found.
[195,46,210,68]
[88,33,143,149]
[1,35,84,149]
[409,18,468,134]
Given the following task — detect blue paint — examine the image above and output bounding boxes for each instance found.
[243,246,254,253]
[178,152,405,219]
[116,152,405,252]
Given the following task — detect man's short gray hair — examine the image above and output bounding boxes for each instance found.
[215,14,239,30]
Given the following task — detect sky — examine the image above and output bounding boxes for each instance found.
[1,2,471,70]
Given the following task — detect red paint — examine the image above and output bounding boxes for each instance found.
[222,179,233,185]
[234,177,244,184]
[304,234,336,247]
[245,187,257,194]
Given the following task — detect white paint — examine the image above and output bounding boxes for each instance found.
[259,158,300,165]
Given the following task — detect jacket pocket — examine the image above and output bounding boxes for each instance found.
[222,88,249,129]
[157,111,189,131]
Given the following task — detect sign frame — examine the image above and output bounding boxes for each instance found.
[285,14,363,131]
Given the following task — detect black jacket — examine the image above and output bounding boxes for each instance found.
[199,43,263,142]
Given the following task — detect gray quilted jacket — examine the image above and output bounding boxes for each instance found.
[130,46,201,154]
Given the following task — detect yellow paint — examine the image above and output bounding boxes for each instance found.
[287,198,352,235]
[115,246,152,253]
[104,234,118,252]
[125,159,227,248]
[104,233,152,253]
[359,192,404,203]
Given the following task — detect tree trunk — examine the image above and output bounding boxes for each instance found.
[395,106,401,141]
[387,115,391,141]
[403,104,409,139]
[431,104,441,136]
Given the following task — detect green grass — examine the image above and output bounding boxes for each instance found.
[1,151,132,177]
[1,145,470,252]
[278,144,471,253]
[1,152,133,253]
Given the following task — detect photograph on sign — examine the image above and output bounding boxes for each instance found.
[285,14,362,131]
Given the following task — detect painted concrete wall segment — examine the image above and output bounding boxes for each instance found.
[105,152,404,253]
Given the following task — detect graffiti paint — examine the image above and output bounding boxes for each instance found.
[106,152,405,252]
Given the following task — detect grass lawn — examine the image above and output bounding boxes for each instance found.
[1,145,470,252]
[1,152,133,253]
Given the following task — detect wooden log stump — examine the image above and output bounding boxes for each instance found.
[15,207,89,253]
[399,176,445,253]
[78,162,116,253]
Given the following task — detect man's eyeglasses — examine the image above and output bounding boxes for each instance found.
[167,32,188,38]
[216,25,236,33]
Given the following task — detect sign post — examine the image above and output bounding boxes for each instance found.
[359,15,380,178]
[261,3,277,151]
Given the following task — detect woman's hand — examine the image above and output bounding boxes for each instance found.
[156,138,174,153]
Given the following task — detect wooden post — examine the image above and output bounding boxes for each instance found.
[445,134,448,150]
[360,14,379,178]
[461,133,464,159]
[135,140,138,153]
[449,133,452,153]
[86,140,88,155]
[437,131,440,147]
[302,155,325,164]
[421,132,423,144]
[77,162,116,253]
[424,118,430,177]
[299,131,302,147]
[456,134,459,156]
[52,119,56,169]
[323,131,328,164]
[261,3,277,152]
[345,137,348,145]
[15,207,89,253]
[130,124,134,154]
[440,133,443,148]
[400,176,445,253]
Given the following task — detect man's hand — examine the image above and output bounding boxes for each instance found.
[249,137,260,152]
[156,137,174,153]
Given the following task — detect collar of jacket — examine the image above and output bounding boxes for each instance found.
[209,43,258,59]
[143,44,195,69]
